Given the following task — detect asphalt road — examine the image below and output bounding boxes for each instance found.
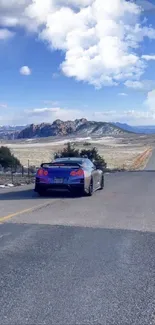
[1,171,155,325]
[145,148,155,170]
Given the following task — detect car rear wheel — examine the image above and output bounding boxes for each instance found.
[99,174,104,190]
[87,178,93,196]
[36,188,47,197]
[38,190,47,197]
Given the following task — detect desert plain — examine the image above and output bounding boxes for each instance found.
[1,133,154,170]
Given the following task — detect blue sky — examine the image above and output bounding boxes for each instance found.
[0,0,155,125]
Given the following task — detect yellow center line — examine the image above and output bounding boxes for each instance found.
[0,200,57,223]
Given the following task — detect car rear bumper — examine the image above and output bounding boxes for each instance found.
[34,183,84,193]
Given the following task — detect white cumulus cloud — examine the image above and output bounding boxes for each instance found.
[125,80,155,91]
[0,28,15,40]
[0,103,7,109]
[93,109,155,125]
[0,0,155,88]
[20,66,32,76]
[118,92,128,96]
[142,55,155,61]
[25,106,83,123]
[145,89,155,112]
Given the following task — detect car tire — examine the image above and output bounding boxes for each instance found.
[37,189,47,197]
[99,174,104,190]
[87,178,93,196]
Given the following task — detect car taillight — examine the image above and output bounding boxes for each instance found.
[70,169,84,177]
[37,168,43,176]
[37,168,48,176]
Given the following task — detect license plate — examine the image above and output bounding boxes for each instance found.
[54,178,64,184]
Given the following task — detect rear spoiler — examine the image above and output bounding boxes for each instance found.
[41,162,81,168]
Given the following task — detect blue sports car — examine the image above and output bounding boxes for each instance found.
[34,157,104,196]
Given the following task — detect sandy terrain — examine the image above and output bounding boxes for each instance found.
[1,134,154,170]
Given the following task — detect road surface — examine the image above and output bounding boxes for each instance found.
[145,148,155,170]
[1,171,155,325]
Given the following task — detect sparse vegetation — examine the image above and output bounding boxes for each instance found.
[54,142,107,170]
[83,142,91,146]
[54,142,80,158]
[81,147,107,169]
[0,146,21,170]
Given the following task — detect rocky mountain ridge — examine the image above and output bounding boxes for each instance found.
[17,119,127,139]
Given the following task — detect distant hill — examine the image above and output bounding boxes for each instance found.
[0,125,26,140]
[2,120,155,140]
[17,119,127,139]
[113,122,155,134]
